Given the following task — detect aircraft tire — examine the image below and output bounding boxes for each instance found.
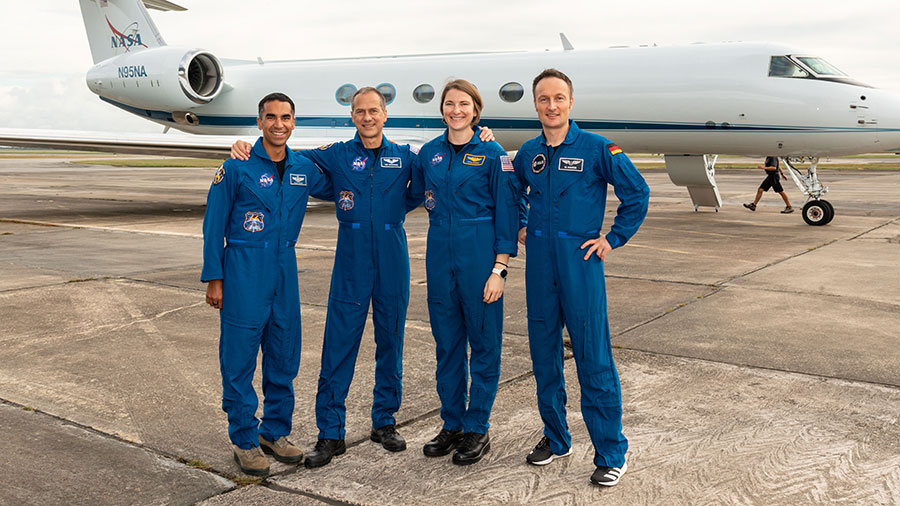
[802,200,831,226]
[820,200,835,225]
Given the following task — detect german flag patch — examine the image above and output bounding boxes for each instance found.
[608,144,623,156]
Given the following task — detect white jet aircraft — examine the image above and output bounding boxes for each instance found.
[4,0,900,225]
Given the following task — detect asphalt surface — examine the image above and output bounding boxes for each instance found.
[0,154,898,505]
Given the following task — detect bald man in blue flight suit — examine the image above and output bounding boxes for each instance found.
[515,70,649,487]
[202,93,332,476]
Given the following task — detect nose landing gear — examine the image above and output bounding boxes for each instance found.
[783,156,834,226]
[801,199,834,226]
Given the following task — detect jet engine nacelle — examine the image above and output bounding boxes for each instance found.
[86,46,224,111]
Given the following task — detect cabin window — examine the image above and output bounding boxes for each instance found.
[413,84,435,103]
[377,83,396,105]
[768,56,809,78]
[795,57,846,77]
[335,84,357,106]
[499,82,524,102]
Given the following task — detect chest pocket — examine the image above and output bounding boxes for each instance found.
[241,172,277,212]
[283,172,311,211]
[453,163,491,209]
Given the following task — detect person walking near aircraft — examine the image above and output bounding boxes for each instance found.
[743,156,794,213]
[202,93,332,476]
[408,79,520,466]
[230,88,496,468]
[514,69,649,486]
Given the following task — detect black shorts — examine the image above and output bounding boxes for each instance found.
[759,171,783,193]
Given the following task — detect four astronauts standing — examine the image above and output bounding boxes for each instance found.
[204,69,649,485]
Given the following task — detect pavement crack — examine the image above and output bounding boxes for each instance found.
[847,216,900,241]
[263,483,357,505]
[618,346,900,390]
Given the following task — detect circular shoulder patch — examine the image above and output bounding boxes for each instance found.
[531,153,546,174]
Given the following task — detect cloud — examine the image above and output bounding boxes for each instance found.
[0,73,160,132]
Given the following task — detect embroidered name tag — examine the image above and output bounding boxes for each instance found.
[462,154,485,166]
[558,158,584,172]
[381,157,402,169]
[290,174,307,186]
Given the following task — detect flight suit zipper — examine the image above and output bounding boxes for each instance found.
[368,148,376,272]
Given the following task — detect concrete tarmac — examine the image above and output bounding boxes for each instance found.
[0,155,898,505]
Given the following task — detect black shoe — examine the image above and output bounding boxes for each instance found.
[525,436,573,466]
[743,202,757,211]
[370,424,407,452]
[303,439,346,469]
[451,432,490,465]
[590,461,628,487]
[423,428,464,457]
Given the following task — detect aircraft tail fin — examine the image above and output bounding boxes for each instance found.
[79,0,178,64]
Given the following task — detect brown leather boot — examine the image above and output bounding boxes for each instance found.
[232,445,270,476]
[259,435,304,464]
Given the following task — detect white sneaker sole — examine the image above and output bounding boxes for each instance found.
[527,446,573,466]
[591,461,627,487]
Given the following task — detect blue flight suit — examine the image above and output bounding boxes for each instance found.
[302,133,417,440]
[201,138,331,449]
[409,128,520,434]
[514,121,649,468]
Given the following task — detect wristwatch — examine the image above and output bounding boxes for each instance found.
[491,267,507,279]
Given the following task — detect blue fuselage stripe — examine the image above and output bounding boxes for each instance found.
[98,96,889,133]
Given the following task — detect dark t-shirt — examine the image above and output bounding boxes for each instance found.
[275,158,286,181]
[764,156,779,172]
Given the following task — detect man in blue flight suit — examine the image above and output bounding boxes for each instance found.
[202,93,331,476]
[514,70,649,487]
[230,88,495,468]
[301,87,418,467]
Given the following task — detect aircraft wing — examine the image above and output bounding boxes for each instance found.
[0,128,353,159]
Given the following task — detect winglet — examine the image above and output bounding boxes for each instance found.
[142,0,187,11]
[560,33,574,51]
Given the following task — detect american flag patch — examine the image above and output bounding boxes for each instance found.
[608,145,623,156]
[500,155,514,171]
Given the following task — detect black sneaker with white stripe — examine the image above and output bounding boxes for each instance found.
[590,461,627,487]
[525,436,573,466]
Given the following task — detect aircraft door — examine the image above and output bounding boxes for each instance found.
[851,97,878,143]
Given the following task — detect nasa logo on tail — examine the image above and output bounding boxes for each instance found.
[106,16,148,51]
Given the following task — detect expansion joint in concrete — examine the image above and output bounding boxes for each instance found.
[265,482,357,506]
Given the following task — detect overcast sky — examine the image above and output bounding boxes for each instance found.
[1,0,899,133]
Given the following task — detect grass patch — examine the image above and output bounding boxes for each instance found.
[232,476,263,486]
[23,406,34,411]
[187,459,211,470]
[70,158,222,168]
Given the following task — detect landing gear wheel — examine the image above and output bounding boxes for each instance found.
[820,200,834,225]
[802,200,833,226]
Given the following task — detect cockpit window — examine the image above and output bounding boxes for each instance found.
[768,56,809,78]
[795,57,846,77]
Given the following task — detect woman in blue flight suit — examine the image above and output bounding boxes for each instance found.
[408,79,520,465]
